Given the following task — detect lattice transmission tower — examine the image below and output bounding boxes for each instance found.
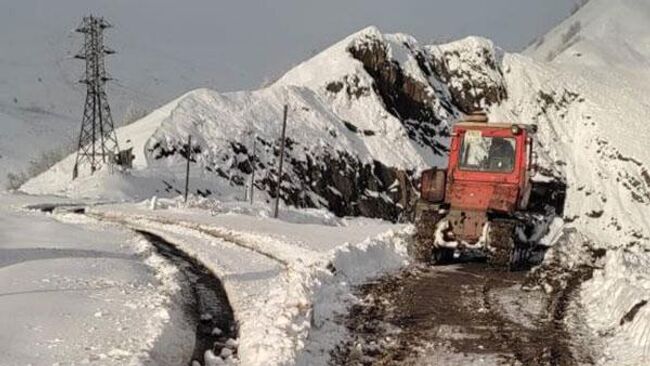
[72,15,119,180]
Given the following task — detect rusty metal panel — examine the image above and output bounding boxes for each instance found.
[447,209,487,243]
[488,185,518,212]
[420,169,446,203]
[448,182,518,213]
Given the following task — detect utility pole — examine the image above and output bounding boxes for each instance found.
[72,15,119,180]
[184,135,192,203]
[273,105,288,219]
[249,136,257,204]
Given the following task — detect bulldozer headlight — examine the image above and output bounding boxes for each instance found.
[511,125,521,135]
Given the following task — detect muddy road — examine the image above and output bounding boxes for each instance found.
[333,262,592,366]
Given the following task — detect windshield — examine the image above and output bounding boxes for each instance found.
[459,131,516,173]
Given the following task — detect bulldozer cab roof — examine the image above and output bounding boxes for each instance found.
[454,121,538,134]
[455,121,514,129]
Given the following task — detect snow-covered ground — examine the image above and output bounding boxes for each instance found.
[0,192,410,365]
[0,193,195,365]
[9,0,650,363]
[86,196,411,365]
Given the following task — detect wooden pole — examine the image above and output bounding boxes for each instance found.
[250,136,256,205]
[184,135,191,203]
[273,105,288,218]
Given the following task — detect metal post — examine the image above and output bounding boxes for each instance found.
[250,136,256,205]
[184,135,191,203]
[273,105,288,218]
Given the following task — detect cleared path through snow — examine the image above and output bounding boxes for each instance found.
[334,262,592,366]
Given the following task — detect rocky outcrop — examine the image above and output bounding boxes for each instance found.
[348,39,449,155]
[146,31,511,222]
[149,135,417,222]
[428,38,508,113]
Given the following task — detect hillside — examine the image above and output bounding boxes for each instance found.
[518,1,650,363]
[0,9,228,188]
[23,27,510,221]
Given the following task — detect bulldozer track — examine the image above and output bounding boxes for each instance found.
[333,263,589,366]
[413,205,443,262]
[487,220,516,268]
[480,277,579,366]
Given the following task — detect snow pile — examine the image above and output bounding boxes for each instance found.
[491,0,650,362]
[87,201,410,366]
[581,248,650,365]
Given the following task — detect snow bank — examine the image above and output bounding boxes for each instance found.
[87,202,410,366]
[295,228,412,365]
[581,248,650,365]
[492,2,650,361]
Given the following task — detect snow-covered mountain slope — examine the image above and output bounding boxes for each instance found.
[526,0,650,80]
[24,27,508,221]
[21,14,650,364]
[0,105,76,186]
[519,1,650,363]
[0,10,234,187]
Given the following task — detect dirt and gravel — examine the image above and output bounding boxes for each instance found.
[332,260,593,366]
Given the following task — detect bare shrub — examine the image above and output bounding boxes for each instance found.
[5,172,28,190]
[4,137,76,190]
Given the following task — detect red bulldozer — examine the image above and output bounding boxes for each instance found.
[414,113,564,269]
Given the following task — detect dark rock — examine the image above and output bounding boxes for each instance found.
[326,81,344,93]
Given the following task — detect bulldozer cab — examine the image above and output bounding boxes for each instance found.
[419,115,536,214]
[447,120,535,213]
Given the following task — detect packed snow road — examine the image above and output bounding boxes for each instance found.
[0,193,196,365]
[333,262,592,366]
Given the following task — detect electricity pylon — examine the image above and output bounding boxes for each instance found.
[72,15,119,180]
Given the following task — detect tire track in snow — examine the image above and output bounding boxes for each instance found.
[87,211,308,268]
[135,230,238,365]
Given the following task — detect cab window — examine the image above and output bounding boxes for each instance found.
[459,131,516,173]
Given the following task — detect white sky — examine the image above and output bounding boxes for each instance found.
[1,0,575,92]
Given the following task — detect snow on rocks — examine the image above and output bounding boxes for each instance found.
[204,349,224,366]
[23,26,513,222]
[580,248,650,365]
